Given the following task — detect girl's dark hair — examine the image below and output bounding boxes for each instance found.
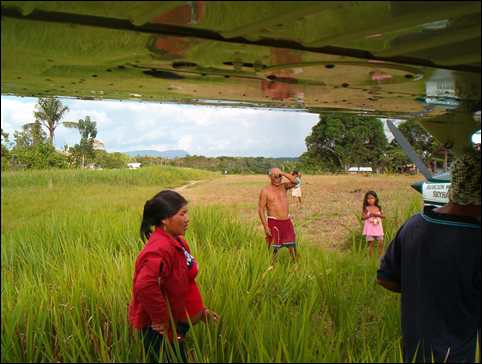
[140,190,187,242]
[363,190,381,211]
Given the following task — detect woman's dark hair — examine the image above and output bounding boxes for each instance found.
[363,190,381,212]
[140,190,188,242]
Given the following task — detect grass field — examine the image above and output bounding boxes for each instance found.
[179,174,422,250]
[2,167,425,362]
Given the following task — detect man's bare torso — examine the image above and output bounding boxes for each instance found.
[263,184,290,219]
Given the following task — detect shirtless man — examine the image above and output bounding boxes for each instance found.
[258,167,298,262]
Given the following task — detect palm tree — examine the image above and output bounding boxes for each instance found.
[63,116,97,168]
[33,97,69,145]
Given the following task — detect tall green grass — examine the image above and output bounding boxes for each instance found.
[1,169,423,362]
[186,206,406,363]
[1,166,216,189]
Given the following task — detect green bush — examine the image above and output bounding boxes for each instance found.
[94,150,130,169]
[10,143,68,170]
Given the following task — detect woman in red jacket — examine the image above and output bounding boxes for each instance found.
[128,190,219,363]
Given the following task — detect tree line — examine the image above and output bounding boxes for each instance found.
[300,114,451,174]
[136,155,299,175]
[158,115,449,174]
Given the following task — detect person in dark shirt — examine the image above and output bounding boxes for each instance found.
[377,151,481,363]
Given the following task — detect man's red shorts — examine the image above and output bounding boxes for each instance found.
[267,217,296,248]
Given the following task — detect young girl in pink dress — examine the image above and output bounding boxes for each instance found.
[361,191,385,257]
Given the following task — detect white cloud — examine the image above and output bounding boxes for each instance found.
[177,135,193,150]
[1,96,319,157]
[0,97,37,132]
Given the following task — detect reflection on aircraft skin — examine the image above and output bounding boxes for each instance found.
[261,49,304,102]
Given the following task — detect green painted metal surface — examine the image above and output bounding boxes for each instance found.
[1,1,480,154]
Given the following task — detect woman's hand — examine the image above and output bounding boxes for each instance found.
[202,308,220,323]
[264,226,272,243]
[151,322,168,335]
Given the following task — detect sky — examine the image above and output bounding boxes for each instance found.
[1,96,402,157]
[1,96,322,158]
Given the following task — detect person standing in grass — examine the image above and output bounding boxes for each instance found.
[361,191,385,257]
[377,152,481,363]
[128,190,220,363]
[258,167,298,263]
[291,170,303,208]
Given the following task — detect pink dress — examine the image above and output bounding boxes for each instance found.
[363,212,384,237]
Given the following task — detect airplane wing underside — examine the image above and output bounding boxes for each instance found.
[1,1,480,154]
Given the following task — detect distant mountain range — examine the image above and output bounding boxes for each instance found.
[125,150,189,159]
[125,150,300,160]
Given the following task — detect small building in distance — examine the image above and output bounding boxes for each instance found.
[85,163,103,170]
[128,162,142,169]
[93,139,105,151]
[399,163,417,174]
[348,166,373,174]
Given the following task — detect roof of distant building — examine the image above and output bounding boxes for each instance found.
[93,139,105,150]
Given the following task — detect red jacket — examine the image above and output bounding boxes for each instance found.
[128,228,204,332]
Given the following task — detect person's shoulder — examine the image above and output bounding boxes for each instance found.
[406,212,424,222]
[386,213,423,245]
[399,213,424,231]
[421,206,481,229]
[260,185,271,194]
[148,231,176,254]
